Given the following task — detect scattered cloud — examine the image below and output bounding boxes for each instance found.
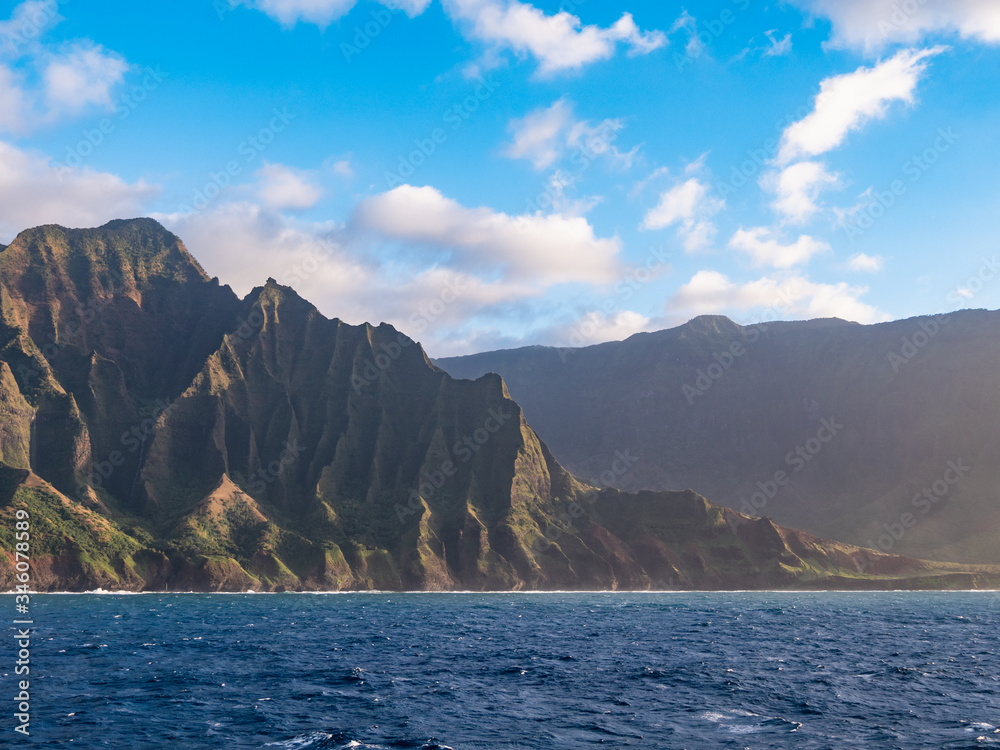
[42,42,128,117]
[764,29,793,56]
[390,0,433,15]
[504,98,574,169]
[0,140,158,241]
[255,162,323,210]
[668,268,888,323]
[0,2,130,133]
[642,179,713,229]
[728,227,830,268]
[629,166,670,198]
[0,1,62,56]
[847,252,884,272]
[641,177,724,253]
[0,65,29,133]
[789,0,1000,51]
[669,11,703,60]
[234,0,357,26]
[231,0,430,28]
[544,170,604,216]
[443,0,665,75]
[759,46,943,228]
[763,160,840,224]
[231,0,666,75]
[504,98,633,171]
[328,156,354,179]
[351,184,623,285]
[777,46,946,164]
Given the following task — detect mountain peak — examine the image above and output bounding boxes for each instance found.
[2,217,209,289]
[682,314,741,334]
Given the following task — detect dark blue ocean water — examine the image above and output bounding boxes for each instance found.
[2,592,999,749]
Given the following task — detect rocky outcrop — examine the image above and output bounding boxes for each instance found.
[2,219,998,591]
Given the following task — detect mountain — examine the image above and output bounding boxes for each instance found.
[437,313,1000,565]
[1,220,997,591]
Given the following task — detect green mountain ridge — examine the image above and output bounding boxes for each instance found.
[437,309,1000,565]
[1,219,997,591]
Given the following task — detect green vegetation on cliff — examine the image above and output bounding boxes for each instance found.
[2,220,998,591]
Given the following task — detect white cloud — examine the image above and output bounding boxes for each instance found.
[43,42,128,117]
[544,170,603,217]
[728,227,830,269]
[643,178,715,228]
[847,252,884,272]
[679,221,717,254]
[234,0,665,74]
[763,160,840,224]
[443,0,665,75]
[0,65,29,133]
[236,0,357,26]
[629,166,670,198]
[504,99,573,169]
[777,46,945,164]
[233,0,429,27]
[642,178,723,252]
[668,269,888,323]
[352,184,622,285]
[0,140,158,242]
[504,99,630,171]
[669,11,703,60]
[764,30,793,56]
[0,3,130,132]
[0,1,62,57]
[255,162,323,210]
[566,117,629,166]
[389,0,433,15]
[556,309,651,346]
[156,200,594,357]
[329,157,354,178]
[790,0,1000,50]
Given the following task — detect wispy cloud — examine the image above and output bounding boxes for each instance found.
[0,1,129,133]
[790,0,1000,51]
[777,47,946,164]
[642,177,724,253]
[728,227,830,268]
[229,0,430,28]
[444,0,665,75]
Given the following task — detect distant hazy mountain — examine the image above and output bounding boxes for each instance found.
[1,220,995,591]
[438,312,1000,565]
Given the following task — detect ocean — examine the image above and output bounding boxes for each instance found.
[2,592,998,748]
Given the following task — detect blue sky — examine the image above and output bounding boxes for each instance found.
[1,0,999,356]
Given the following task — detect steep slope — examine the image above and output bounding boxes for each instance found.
[1,219,997,590]
[0,219,241,503]
[437,313,1000,564]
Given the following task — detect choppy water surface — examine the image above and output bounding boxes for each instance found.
[2,592,998,748]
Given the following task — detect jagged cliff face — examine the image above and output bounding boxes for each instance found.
[0,219,240,502]
[438,313,1000,565]
[1,220,997,591]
